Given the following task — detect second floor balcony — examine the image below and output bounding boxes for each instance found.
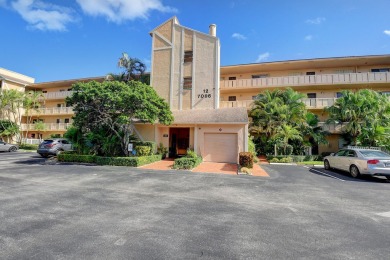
[26,107,74,116]
[21,123,72,131]
[220,72,390,89]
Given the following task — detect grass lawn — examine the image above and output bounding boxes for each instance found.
[297,161,324,165]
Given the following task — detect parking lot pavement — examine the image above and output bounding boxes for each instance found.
[0,151,45,167]
[1,162,389,259]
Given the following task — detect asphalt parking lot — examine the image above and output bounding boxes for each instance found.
[1,153,389,259]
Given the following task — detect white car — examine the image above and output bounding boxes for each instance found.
[324,148,390,179]
[0,141,18,152]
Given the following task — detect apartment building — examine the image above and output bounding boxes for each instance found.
[2,17,390,161]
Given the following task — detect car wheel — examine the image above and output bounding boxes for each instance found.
[350,165,360,178]
[324,160,331,170]
[8,146,17,152]
[40,154,49,158]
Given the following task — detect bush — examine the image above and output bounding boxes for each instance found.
[134,141,156,155]
[135,146,151,156]
[57,153,162,167]
[240,167,252,175]
[239,152,253,168]
[267,155,321,162]
[173,156,202,170]
[269,158,280,163]
[248,137,259,163]
[279,157,293,163]
[19,143,38,150]
[157,143,168,155]
[96,154,162,167]
[186,149,197,158]
[57,154,96,163]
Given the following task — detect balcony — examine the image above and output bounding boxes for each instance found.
[317,122,345,133]
[42,91,73,100]
[26,107,74,116]
[220,72,390,89]
[21,123,72,131]
[220,98,337,110]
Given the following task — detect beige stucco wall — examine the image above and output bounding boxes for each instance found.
[151,49,171,102]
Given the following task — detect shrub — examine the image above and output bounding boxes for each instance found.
[248,137,259,163]
[19,143,38,150]
[134,141,156,155]
[186,149,198,158]
[269,158,280,163]
[57,154,162,167]
[157,143,168,155]
[57,154,96,163]
[279,157,293,163]
[267,155,321,162]
[135,146,151,156]
[239,152,253,168]
[173,156,202,170]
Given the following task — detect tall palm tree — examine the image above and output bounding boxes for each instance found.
[107,53,147,83]
[273,124,303,155]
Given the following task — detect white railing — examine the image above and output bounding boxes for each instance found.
[220,100,254,109]
[220,72,390,89]
[26,107,74,116]
[220,98,338,109]
[21,123,72,131]
[21,138,42,145]
[301,98,337,108]
[42,91,73,100]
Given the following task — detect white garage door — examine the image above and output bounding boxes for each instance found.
[204,133,238,163]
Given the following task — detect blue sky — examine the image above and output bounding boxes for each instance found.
[1,0,390,83]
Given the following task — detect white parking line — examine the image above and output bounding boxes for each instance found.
[303,166,346,182]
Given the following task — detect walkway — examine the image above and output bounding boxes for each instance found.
[140,158,269,177]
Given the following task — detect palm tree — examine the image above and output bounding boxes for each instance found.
[326,89,390,145]
[273,124,303,155]
[107,53,147,83]
[23,90,44,141]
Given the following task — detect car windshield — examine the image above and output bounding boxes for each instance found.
[42,140,54,144]
[359,150,390,158]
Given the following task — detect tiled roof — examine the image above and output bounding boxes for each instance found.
[172,107,248,124]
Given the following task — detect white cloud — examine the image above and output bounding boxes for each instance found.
[384,30,390,36]
[10,0,75,31]
[256,52,270,62]
[0,0,7,7]
[306,17,326,24]
[232,33,246,40]
[304,35,313,41]
[76,0,177,23]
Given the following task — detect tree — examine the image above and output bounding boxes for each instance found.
[249,88,324,155]
[34,121,46,140]
[107,53,147,83]
[326,89,390,146]
[273,124,303,155]
[66,80,173,156]
[0,120,18,143]
[23,90,44,140]
[0,89,24,143]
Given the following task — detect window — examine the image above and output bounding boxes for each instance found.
[371,68,389,72]
[67,88,72,91]
[252,74,269,79]
[184,51,193,63]
[335,150,347,156]
[56,119,61,123]
[59,89,66,92]
[228,96,236,101]
[183,77,192,90]
[336,92,343,98]
[64,118,70,123]
[228,77,236,80]
[306,71,315,75]
[42,90,47,93]
[62,140,69,144]
[307,93,316,98]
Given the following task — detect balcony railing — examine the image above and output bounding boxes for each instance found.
[42,91,73,100]
[26,107,74,116]
[317,122,345,133]
[21,123,72,131]
[220,72,390,89]
[221,98,337,109]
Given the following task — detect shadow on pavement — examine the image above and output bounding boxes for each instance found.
[309,167,389,183]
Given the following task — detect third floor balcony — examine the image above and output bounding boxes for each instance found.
[220,72,390,89]
[42,91,73,100]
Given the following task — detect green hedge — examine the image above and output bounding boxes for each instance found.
[266,155,322,162]
[173,156,202,170]
[19,143,39,150]
[133,141,156,155]
[57,154,96,163]
[57,154,162,167]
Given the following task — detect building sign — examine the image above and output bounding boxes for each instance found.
[198,89,212,99]
[127,143,133,152]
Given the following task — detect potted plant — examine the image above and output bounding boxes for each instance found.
[157,143,168,159]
